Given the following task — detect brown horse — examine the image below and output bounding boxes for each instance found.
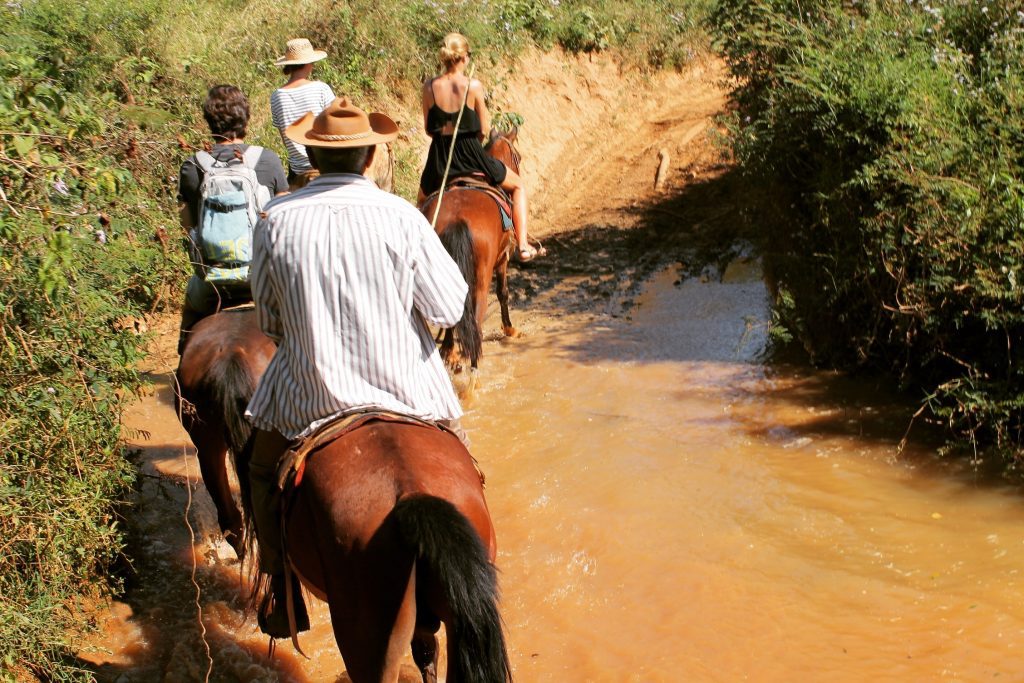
[283,419,509,682]
[419,129,522,375]
[175,308,274,560]
[175,311,511,682]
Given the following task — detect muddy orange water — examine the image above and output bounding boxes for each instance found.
[89,257,1024,682]
[86,55,1024,681]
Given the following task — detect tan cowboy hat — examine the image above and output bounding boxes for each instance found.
[285,97,399,149]
[274,38,328,66]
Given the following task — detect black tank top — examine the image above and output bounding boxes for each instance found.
[427,103,484,135]
[419,79,507,194]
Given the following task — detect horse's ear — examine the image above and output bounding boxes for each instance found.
[507,126,518,142]
[488,128,501,143]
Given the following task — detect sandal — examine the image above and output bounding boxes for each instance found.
[516,244,547,262]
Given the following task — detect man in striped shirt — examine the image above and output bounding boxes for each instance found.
[244,98,469,638]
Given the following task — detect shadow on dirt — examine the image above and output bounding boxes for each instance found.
[82,443,327,682]
[510,161,748,318]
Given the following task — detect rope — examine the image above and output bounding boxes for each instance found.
[174,373,213,682]
[430,63,476,229]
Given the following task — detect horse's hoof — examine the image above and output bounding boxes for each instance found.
[502,326,517,338]
[452,371,475,402]
[224,529,246,561]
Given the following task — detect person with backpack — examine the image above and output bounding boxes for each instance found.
[177,84,288,353]
[270,38,336,190]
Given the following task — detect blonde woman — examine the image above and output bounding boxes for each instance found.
[270,38,336,188]
[419,32,544,261]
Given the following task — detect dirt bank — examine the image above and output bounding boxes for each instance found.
[493,48,738,328]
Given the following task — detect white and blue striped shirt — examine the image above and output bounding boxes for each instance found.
[270,81,336,173]
[245,174,468,439]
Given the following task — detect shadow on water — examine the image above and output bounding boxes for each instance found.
[83,439,331,682]
[80,368,356,681]
[505,159,1024,496]
[738,364,1024,493]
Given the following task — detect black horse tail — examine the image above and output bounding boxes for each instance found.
[207,349,260,555]
[394,495,512,683]
[438,219,482,368]
[208,350,259,458]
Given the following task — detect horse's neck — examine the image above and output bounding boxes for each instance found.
[488,140,517,173]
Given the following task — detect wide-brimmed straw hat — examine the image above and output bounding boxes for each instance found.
[274,38,328,66]
[285,97,399,149]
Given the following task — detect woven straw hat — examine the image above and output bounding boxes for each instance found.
[285,97,399,149]
[274,38,328,66]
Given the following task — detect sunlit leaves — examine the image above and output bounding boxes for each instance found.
[712,0,1024,461]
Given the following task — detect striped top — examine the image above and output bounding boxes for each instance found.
[270,81,336,173]
[245,174,468,439]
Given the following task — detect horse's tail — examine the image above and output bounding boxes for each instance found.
[206,350,260,554]
[394,495,511,683]
[207,351,258,457]
[438,219,483,368]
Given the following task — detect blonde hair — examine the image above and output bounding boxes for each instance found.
[439,33,470,70]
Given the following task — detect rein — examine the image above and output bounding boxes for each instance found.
[430,63,476,229]
[497,135,521,172]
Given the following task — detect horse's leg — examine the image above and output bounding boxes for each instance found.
[440,327,460,371]
[188,415,244,559]
[325,553,417,683]
[472,259,493,370]
[495,254,516,338]
[411,616,440,683]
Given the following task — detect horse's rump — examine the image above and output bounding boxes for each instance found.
[422,187,514,376]
[282,418,508,681]
[178,310,273,458]
[275,410,460,492]
[284,417,492,579]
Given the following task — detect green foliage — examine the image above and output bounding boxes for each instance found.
[560,6,614,52]
[550,0,712,68]
[500,0,559,47]
[711,0,1024,460]
[493,109,526,132]
[1,4,182,678]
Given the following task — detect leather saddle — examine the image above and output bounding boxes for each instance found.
[424,175,514,232]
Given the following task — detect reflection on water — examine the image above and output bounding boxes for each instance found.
[101,259,1024,681]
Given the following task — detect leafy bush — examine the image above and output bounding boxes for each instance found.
[711,0,1024,459]
[1,4,183,678]
[560,7,614,52]
[551,0,712,67]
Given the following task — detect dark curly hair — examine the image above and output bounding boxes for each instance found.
[203,85,249,140]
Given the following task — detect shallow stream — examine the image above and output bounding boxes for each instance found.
[94,256,1024,682]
